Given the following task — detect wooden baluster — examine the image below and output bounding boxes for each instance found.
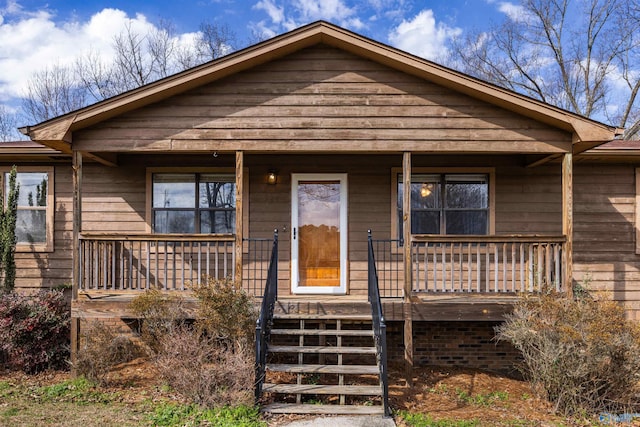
[476,243,481,292]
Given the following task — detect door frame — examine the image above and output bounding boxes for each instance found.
[291,173,348,295]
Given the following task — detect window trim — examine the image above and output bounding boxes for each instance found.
[391,167,495,241]
[145,167,249,239]
[1,166,55,253]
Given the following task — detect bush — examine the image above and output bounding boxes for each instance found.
[74,320,140,384]
[0,290,70,373]
[129,289,187,354]
[155,325,254,408]
[151,278,257,408]
[191,277,256,345]
[496,291,640,416]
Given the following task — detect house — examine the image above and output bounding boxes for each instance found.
[6,21,633,414]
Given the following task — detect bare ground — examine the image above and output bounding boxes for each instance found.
[1,360,637,426]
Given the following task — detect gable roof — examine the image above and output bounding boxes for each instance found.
[21,21,621,154]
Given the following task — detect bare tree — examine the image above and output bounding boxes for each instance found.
[75,49,121,103]
[22,64,86,123]
[22,18,239,124]
[448,0,640,128]
[195,22,236,62]
[0,106,21,141]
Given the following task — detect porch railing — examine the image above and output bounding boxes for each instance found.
[411,235,566,293]
[367,231,390,416]
[78,234,235,291]
[370,238,403,298]
[255,230,279,402]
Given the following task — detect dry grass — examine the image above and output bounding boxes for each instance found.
[155,325,255,408]
[74,320,141,385]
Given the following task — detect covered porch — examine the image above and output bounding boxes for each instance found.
[71,149,575,322]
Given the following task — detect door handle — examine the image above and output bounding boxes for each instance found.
[293,227,296,240]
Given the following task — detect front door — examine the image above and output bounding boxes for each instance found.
[291,174,347,294]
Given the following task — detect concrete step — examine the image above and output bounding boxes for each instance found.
[267,363,379,375]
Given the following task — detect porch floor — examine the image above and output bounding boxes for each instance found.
[73,291,519,321]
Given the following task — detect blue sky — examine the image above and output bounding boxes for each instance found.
[0,0,519,113]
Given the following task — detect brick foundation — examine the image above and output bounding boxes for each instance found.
[387,321,522,375]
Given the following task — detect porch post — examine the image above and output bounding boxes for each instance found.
[71,150,83,363]
[562,152,573,297]
[402,151,413,385]
[235,151,243,285]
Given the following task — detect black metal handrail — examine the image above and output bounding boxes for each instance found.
[368,230,390,417]
[254,230,278,403]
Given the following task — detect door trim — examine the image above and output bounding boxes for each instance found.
[291,173,348,295]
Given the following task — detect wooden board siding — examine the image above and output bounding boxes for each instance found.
[494,165,562,235]
[81,164,147,233]
[73,46,571,155]
[12,165,73,290]
[572,164,640,319]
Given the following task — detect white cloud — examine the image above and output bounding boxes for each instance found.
[388,9,461,60]
[496,1,534,23]
[293,0,356,23]
[0,6,198,104]
[251,0,364,35]
[254,0,285,24]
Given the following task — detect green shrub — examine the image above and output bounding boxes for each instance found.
[0,290,70,373]
[496,291,640,416]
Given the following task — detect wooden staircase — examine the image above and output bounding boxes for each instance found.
[260,312,386,415]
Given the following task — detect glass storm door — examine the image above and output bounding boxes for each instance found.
[291,174,347,295]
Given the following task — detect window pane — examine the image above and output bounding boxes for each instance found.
[199,176,235,209]
[8,172,48,207]
[153,174,195,208]
[153,210,195,233]
[200,210,235,234]
[412,211,440,234]
[446,211,488,234]
[445,175,487,209]
[15,209,46,243]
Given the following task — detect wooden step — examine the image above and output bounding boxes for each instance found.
[262,383,382,396]
[262,403,384,415]
[268,345,376,354]
[267,363,379,375]
[273,313,372,321]
[270,328,374,336]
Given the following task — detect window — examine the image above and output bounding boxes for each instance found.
[393,169,493,237]
[151,173,236,234]
[1,167,54,252]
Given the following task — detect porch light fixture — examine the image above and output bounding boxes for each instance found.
[267,170,278,185]
[420,183,433,198]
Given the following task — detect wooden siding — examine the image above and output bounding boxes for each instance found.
[73,46,571,154]
[572,164,640,320]
[81,164,147,233]
[11,165,73,290]
[494,165,562,235]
